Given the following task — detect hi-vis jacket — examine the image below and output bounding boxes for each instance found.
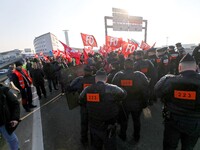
[13,69,32,89]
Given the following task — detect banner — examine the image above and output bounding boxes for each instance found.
[81,33,98,47]
[106,36,123,49]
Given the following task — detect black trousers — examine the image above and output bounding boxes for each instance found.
[118,108,142,140]
[20,86,33,108]
[90,127,117,150]
[47,79,57,92]
[163,115,200,150]
[80,106,88,141]
[35,83,46,98]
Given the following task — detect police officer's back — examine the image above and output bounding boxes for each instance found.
[69,65,95,146]
[112,59,149,143]
[156,47,170,79]
[79,69,126,150]
[192,43,200,68]
[155,53,200,150]
[167,45,179,75]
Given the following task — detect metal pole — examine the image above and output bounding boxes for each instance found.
[104,16,108,44]
[63,30,70,46]
[143,20,148,43]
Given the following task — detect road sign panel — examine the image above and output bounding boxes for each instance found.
[129,24,142,31]
[129,16,143,24]
[112,8,128,14]
[113,13,128,23]
[113,23,128,31]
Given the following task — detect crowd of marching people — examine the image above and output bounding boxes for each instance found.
[1,42,200,150]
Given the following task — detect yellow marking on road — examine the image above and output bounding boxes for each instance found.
[20,93,62,121]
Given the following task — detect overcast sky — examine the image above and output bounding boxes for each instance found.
[0,0,200,51]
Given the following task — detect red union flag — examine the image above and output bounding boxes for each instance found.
[106,36,123,49]
[121,42,137,58]
[59,40,72,54]
[81,33,98,47]
[140,40,151,50]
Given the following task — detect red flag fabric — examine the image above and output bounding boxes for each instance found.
[106,36,123,49]
[43,55,49,61]
[34,54,39,58]
[121,42,137,58]
[59,40,72,54]
[140,41,151,50]
[52,50,61,58]
[128,39,139,49]
[69,49,82,65]
[39,52,43,56]
[99,46,107,57]
[81,33,98,47]
[83,47,94,64]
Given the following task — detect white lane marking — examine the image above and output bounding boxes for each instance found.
[32,88,44,150]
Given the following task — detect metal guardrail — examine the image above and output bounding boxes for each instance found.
[0,75,7,83]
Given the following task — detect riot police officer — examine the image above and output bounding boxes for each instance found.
[112,59,149,143]
[167,45,179,75]
[146,48,158,69]
[79,69,126,150]
[134,50,157,104]
[156,47,170,80]
[107,61,120,83]
[155,53,200,150]
[175,42,186,59]
[69,65,95,146]
[192,43,200,69]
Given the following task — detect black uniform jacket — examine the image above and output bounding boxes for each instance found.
[79,81,126,125]
[112,69,149,111]
[155,71,200,118]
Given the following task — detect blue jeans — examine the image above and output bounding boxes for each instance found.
[0,125,19,150]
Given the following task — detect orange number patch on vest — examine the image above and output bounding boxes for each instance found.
[87,93,100,102]
[174,90,196,101]
[156,59,161,63]
[121,80,133,86]
[83,84,91,89]
[141,68,148,73]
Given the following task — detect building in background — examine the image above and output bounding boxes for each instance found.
[33,32,62,56]
[21,48,35,58]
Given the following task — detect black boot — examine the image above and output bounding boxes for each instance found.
[23,105,31,112]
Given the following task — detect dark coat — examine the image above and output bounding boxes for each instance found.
[0,84,20,126]
[43,62,56,79]
[30,68,45,86]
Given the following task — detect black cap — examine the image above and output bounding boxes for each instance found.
[15,61,23,67]
[175,42,182,47]
[96,68,107,76]
[156,47,168,52]
[110,61,119,68]
[135,50,144,55]
[179,53,195,63]
[168,45,175,50]
[84,65,93,72]
[147,48,156,53]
